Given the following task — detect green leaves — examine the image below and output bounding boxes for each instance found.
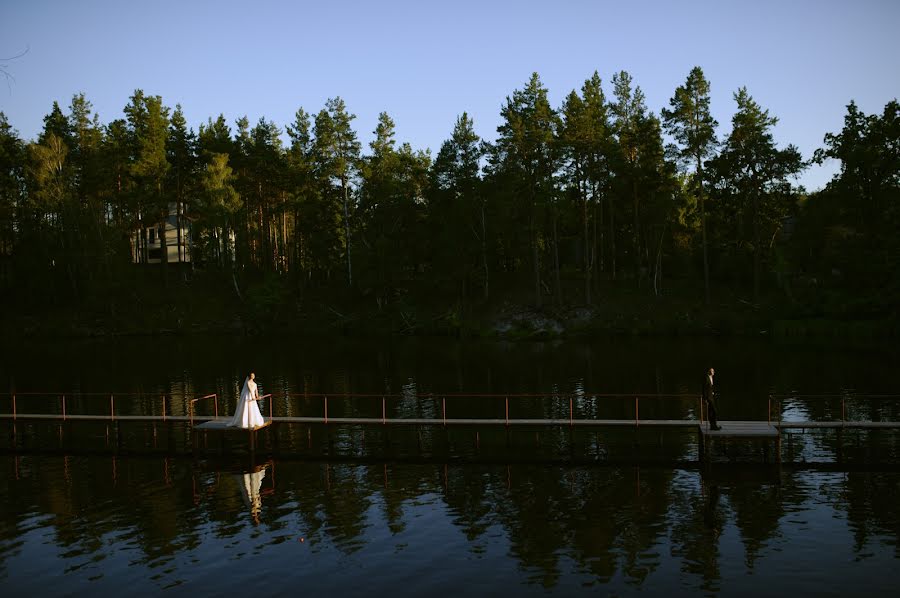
[661,66,718,170]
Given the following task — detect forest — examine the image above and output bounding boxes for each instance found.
[0,67,897,337]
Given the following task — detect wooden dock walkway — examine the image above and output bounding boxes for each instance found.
[3,390,900,462]
[4,412,900,432]
[700,421,779,437]
[4,413,898,431]
[698,420,781,462]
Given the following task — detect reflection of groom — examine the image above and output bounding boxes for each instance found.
[703,367,720,431]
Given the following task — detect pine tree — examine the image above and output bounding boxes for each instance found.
[662,67,718,303]
[495,72,559,306]
[713,88,803,300]
[167,104,197,265]
[314,98,360,287]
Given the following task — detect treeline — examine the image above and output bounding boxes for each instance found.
[0,67,897,323]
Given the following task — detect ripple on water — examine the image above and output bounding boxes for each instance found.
[2,457,900,596]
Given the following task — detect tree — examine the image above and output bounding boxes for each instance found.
[0,113,25,286]
[167,104,197,264]
[314,97,360,287]
[358,112,431,306]
[558,83,609,303]
[814,100,900,234]
[246,117,286,271]
[577,72,614,301]
[494,72,559,306]
[286,107,319,281]
[124,90,170,275]
[197,152,240,267]
[712,88,803,300]
[800,99,900,314]
[429,112,486,304]
[662,67,718,303]
[610,71,671,286]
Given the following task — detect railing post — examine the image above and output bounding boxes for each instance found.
[214,393,219,418]
[505,396,509,426]
[442,397,446,426]
[324,395,328,424]
[162,395,167,420]
[62,394,66,420]
[382,396,386,424]
[11,393,15,420]
[635,397,639,427]
[110,394,115,420]
[189,401,193,427]
[569,395,573,426]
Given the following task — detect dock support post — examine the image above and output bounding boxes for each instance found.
[698,428,706,463]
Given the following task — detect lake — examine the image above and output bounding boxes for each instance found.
[1,336,899,595]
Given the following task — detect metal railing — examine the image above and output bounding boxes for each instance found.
[0,391,703,427]
[189,394,218,426]
[768,393,900,425]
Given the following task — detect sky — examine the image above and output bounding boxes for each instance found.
[1,0,898,191]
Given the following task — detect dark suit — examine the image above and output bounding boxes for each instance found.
[702,374,718,428]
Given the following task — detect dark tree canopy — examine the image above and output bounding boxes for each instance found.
[1,73,896,334]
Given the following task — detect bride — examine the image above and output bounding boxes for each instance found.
[230,372,265,428]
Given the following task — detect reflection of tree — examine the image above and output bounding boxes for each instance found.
[668,471,724,592]
[496,465,569,587]
[721,471,784,568]
[6,452,900,591]
[365,463,410,535]
[0,455,207,576]
[316,464,372,553]
[565,467,669,584]
[838,472,900,558]
[441,465,495,543]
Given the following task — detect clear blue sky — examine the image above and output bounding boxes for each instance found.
[2,0,898,191]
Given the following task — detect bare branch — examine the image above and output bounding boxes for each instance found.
[1,44,30,92]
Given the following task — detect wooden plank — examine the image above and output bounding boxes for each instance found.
[194,419,271,431]
[777,421,900,429]
[1,412,899,432]
[699,421,779,438]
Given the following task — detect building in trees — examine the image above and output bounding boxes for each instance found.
[131,202,192,264]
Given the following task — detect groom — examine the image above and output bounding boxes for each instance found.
[703,367,721,431]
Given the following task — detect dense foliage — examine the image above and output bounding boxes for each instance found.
[0,69,897,332]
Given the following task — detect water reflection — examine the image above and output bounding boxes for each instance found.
[3,455,900,596]
[3,336,899,426]
[233,462,271,526]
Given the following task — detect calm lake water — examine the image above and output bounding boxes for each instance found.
[1,336,900,595]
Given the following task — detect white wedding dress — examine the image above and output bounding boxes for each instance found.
[230,377,265,428]
[236,465,267,523]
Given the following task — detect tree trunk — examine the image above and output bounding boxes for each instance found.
[633,177,640,287]
[608,191,616,281]
[159,182,169,287]
[698,158,710,305]
[342,175,352,287]
[653,223,667,297]
[583,178,591,305]
[752,181,760,302]
[481,201,489,300]
[596,180,604,274]
[552,205,561,304]
[530,186,541,307]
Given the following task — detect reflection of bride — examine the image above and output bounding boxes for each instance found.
[236,463,268,525]
[229,372,265,429]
